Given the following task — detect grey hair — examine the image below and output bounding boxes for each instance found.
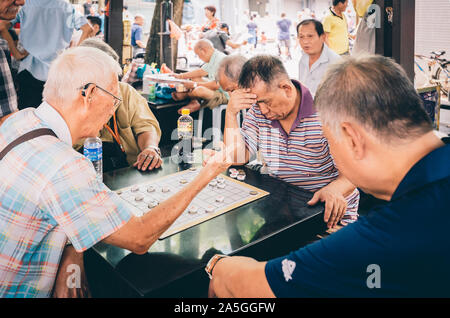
[79,38,120,62]
[238,55,289,89]
[43,47,122,106]
[315,54,432,142]
[216,54,247,82]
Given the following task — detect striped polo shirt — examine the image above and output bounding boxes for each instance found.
[241,80,359,222]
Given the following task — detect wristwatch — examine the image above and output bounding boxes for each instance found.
[145,145,161,156]
[205,254,229,279]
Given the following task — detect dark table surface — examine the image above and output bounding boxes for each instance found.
[89,154,325,297]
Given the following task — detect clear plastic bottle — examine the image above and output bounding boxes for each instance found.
[84,137,103,182]
[177,108,193,163]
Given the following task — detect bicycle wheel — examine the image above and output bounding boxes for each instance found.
[434,63,450,96]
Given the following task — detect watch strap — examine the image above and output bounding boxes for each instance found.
[205,254,228,279]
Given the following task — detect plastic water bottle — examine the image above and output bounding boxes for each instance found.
[148,81,156,101]
[84,137,103,182]
[177,109,193,163]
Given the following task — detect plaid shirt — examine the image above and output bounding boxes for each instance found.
[0,48,17,118]
[0,105,132,297]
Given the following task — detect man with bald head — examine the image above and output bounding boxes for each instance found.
[172,39,228,114]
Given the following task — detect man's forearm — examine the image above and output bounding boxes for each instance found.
[198,80,220,91]
[179,69,208,79]
[136,40,146,49]
[137,129,160,150]
[77,24,93,46]
[210,257,274,298]
[224,112,249,164]
[103,169,217,253]
[328,174,356,197]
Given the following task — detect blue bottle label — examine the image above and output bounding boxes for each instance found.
[84,145,102,161]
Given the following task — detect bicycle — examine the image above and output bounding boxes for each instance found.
[415,50,450,97]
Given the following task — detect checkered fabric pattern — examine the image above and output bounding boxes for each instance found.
[0,109,132,297]
[0,48,17,118]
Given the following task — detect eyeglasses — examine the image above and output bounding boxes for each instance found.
[80,83,122,108]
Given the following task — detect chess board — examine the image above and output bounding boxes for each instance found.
[115,167,270,239]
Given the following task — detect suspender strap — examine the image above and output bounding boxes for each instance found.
[0,128,57,160]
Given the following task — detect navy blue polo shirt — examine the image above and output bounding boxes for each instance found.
[265,144,450,297]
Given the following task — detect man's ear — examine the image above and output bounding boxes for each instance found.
[341,122,365,160]
[80,84,95,110]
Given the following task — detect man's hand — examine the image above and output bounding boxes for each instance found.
[52,245,91,298]
[202,143,235,178]
[133,147,162,171]
[307,183,348,229]
[226,89,257,116]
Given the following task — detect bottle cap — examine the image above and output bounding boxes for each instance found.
[181,109,190,115]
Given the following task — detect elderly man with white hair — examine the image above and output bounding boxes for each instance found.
[0,46,232,298]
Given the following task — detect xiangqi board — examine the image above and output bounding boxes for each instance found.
[114,167,269,239]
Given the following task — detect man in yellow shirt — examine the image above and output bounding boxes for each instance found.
[76,38,163,173]
[322,0,350,55]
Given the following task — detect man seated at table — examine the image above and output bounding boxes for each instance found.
[171,39,228,115]
[216,55,360,228]
[0,46,232,298]
[75,38,162,172]
[207,54,449,297]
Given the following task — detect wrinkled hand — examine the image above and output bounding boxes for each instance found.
[52,245,91,298]
[307,184,347,229]
[226,89,257,116]
[133,148,162,171]
[202,143,235,178]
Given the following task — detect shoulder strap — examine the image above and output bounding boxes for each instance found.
[0,128,57,160]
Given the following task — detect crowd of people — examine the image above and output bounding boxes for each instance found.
[0,0,448,299]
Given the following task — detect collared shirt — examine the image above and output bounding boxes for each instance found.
[322,7,349,55]
[11,0,88,81]
[0,103,132,297]
[241,80,359,221]
[265,144,450,297]
[0,48,18,118]
[201,49,226,82]
[75,82,162,165]
[298,44,341,96]
[201,50,229,97]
